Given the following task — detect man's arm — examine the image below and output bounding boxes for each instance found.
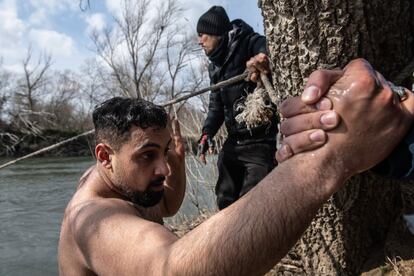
[248,33,267,56]
[245,33,269,82]
[72,148,345,276]
[202,89,225,138]
[198,87,225,164]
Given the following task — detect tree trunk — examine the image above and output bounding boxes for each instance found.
[260,0,414,274]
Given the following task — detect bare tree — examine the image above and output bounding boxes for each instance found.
[79,59,113,112]
[90,0,180,99]
[7,47,52,136]
[40,70,86,131]
[0,58,11,121]
[17,47,52,112]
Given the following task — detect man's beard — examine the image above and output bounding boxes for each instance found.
[118,177,165,208]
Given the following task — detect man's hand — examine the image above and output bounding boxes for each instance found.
[197,133,215,164]
[276,68,344,162]
[278,59,414,178]
[168,119,185,168]
[161,118,186,217]
[276,96,340,162]
[246,53,270,82]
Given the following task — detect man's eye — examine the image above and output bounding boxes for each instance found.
[141,152,156,161]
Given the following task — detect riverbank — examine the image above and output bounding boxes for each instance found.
[0,129,200,158]
[0,129,94,157]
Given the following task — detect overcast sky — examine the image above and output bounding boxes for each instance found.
[0,0,264,72]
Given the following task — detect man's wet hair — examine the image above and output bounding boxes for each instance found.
[93,97,167,150]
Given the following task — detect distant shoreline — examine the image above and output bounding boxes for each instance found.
[1,129,200,158]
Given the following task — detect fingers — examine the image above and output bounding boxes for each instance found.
[246,53,270,82]
[280,110,340,136]
[401,88,414,116]
[199,154,207,165]
[172,118,181,138]
[250,72,259,83]
[275,129,327,162]
[302,69,343,104]
[280,96,332,118]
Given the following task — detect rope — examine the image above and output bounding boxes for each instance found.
[0,72,249,170]
[0,130,94,169]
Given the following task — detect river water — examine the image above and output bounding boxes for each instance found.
[0,156,217,275]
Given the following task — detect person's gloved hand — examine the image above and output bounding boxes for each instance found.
[197,134,215,164]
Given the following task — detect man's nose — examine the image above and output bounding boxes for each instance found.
[155,158,170,176]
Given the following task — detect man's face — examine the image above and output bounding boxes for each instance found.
[198,33,221,56]
[110,126,172,207]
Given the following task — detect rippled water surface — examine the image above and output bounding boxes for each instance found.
[0,156,216,275]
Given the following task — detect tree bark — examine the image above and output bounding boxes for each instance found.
[260,0,414,274]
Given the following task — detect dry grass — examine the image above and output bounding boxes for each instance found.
[362,258,414,276]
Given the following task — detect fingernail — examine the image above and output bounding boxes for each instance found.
[279,144,292,157]
[302,85,320,102]
[316,98,331,110]
[309,130,325,142]
[320,111,337,126]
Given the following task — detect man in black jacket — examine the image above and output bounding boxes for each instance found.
[196,6,279,210]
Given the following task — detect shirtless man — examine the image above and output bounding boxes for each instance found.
[58,59,414,275]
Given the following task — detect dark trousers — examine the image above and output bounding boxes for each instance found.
[216,140,277,210]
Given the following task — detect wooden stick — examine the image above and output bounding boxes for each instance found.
[161,71,249,107]
[0,72,249,169]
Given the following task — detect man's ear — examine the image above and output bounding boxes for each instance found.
[95,143,114,169]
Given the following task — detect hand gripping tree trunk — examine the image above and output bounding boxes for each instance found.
[260,0,414,274]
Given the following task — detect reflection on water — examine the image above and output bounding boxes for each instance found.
[0,155,217,276]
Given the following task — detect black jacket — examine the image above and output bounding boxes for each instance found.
[202,19,278,144]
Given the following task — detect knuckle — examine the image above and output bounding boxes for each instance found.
[284,132,311,154]
[279,120,290,135]
[348,58,369,69]
[311,113,322,129]
[279,100,290,115]
[279,97,297,116]
[356,73,378,94]
[308,69,324,81]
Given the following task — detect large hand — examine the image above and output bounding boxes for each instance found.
[276,69,343,162]
[316,59,414,178]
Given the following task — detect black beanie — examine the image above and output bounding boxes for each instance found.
[197,6,231,36]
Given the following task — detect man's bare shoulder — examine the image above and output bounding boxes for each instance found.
[59,166,178,275]
[63,168,141,234]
